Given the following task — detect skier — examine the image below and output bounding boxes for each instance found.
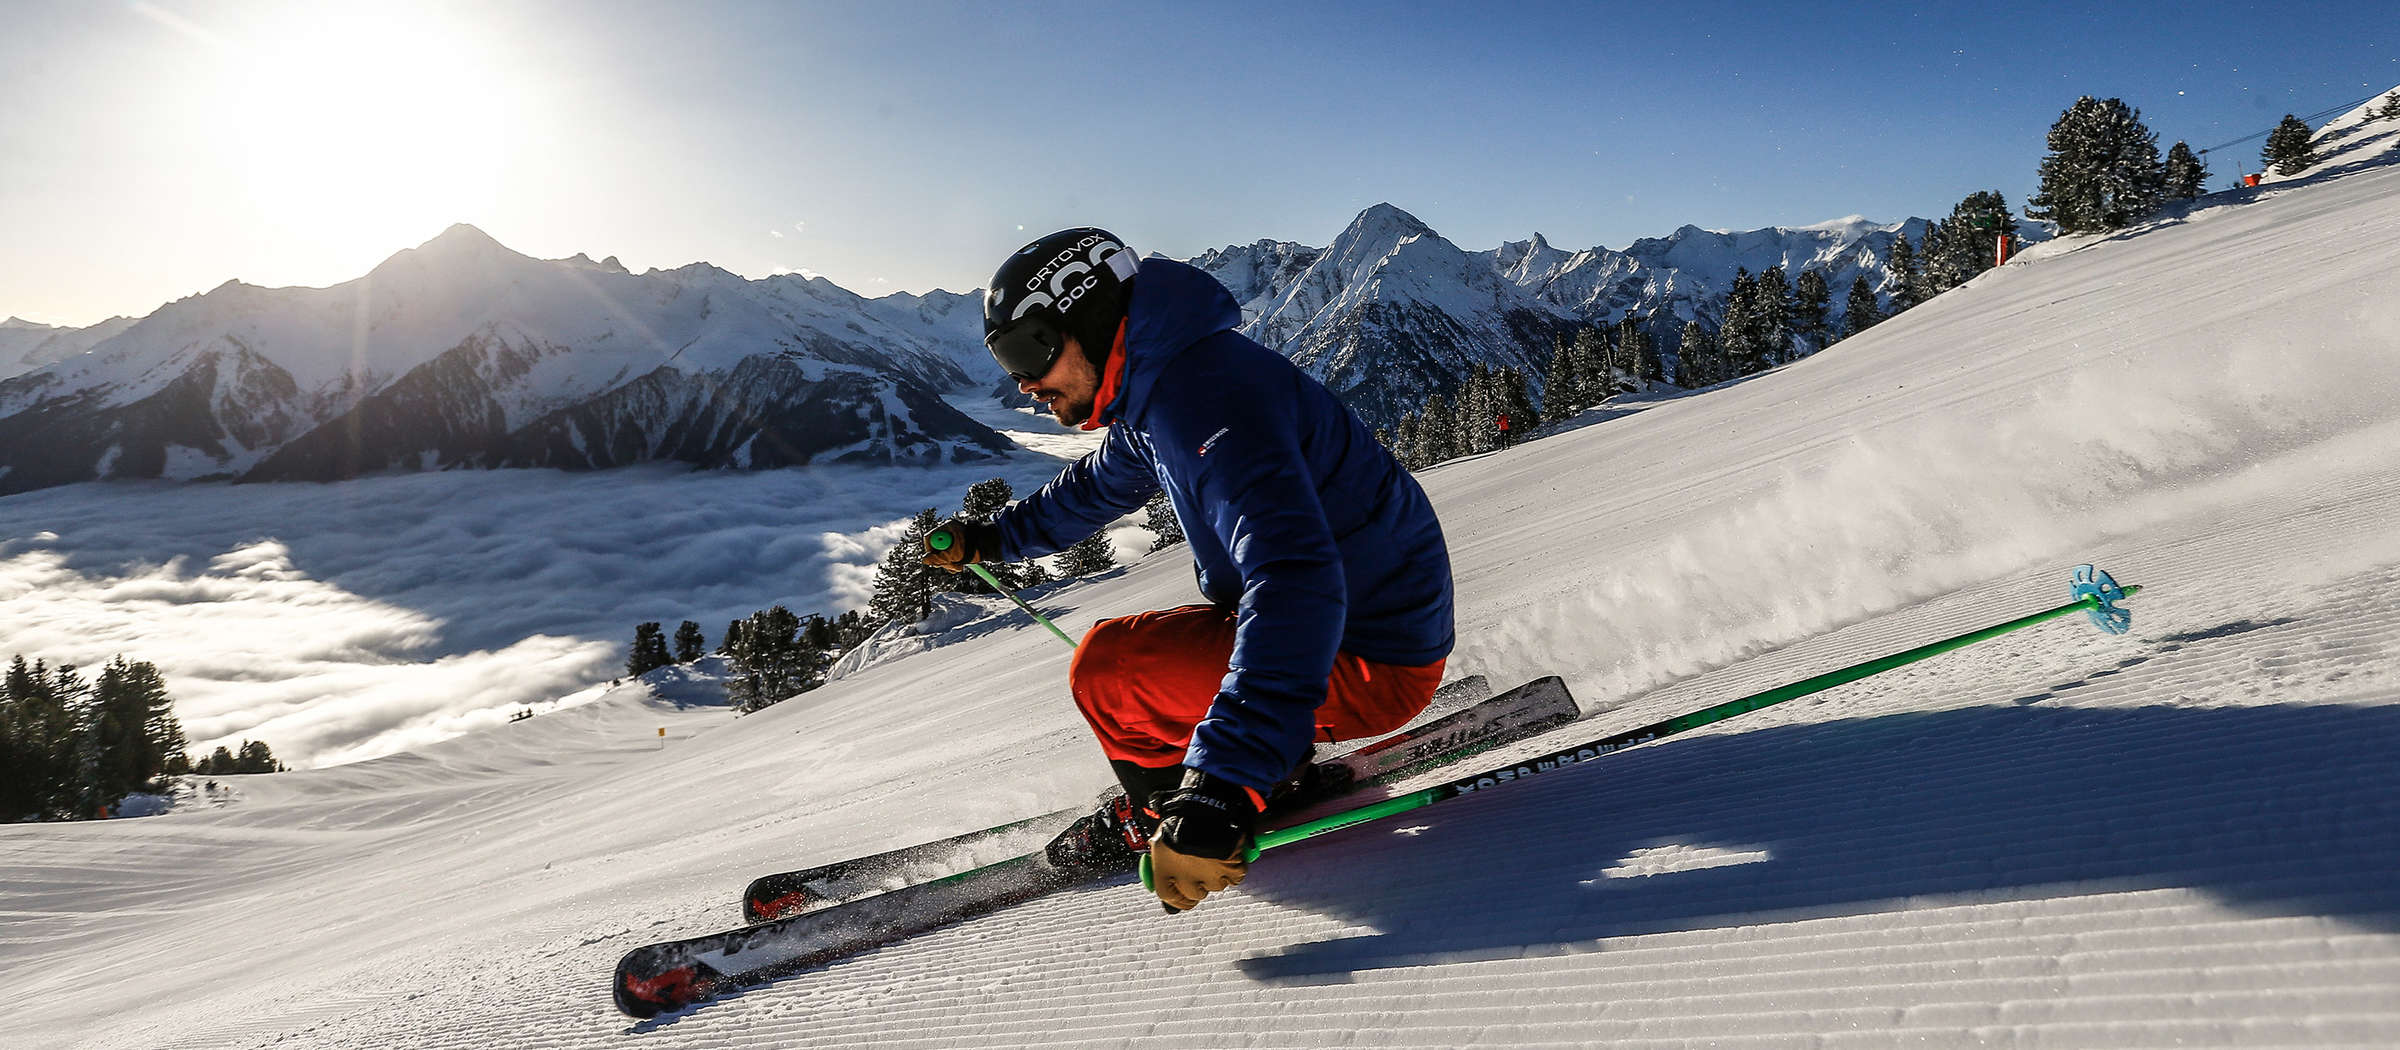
[1495,411,1512,451]
[924,227,1456,912]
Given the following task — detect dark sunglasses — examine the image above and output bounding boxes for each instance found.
[986,315,1066,383]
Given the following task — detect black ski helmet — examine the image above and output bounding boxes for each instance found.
[982,227,1139,382]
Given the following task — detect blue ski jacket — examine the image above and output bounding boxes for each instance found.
[995,257,1455,791]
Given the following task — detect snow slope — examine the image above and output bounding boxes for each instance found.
[5,124,2400,1048]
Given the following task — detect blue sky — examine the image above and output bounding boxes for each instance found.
[2,0,2392,326]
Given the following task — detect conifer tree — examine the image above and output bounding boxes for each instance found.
[2,656,76,818]
[1455,364,1498,454]
[868,509,940,625]
[1055,530,1117,578]
[1419,391,1457,463]
[1497,367,1540,435]
[201,745,237,775]
[1752,269,1793,367]
[2027,96,2166,232]
[234,740,284,774]
[1791,269,1832,356]
[1393,412,1425,470]
[672,622,706,664]
[1570,326,1612,405]
[720,620,745,656]
[1845,277,1885,336]
[82,657,180,806]
[1542,334,1584,421]
[2379,92,2400,121]
[1932,191,2020,290]
[960,478,1014,519]
[2262,114,2316,176]
[1722,269,1778,376]
[725,605,821,713]
[1678,320,1720,386]
[626,622,674,677]
[1886,233,1922,313]
[1143,490,1183,547]
[2164,141,2209,200]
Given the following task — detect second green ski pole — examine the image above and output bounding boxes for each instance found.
[927,527,1080,650]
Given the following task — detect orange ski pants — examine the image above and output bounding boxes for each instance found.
[1068,604,1444,775]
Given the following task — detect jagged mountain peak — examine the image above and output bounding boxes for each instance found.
[1341,202,1437,245]
[2,316,49,330]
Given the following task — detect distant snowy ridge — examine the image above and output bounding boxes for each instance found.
[2,202,2028,494]
[0,225,1010,495]
[1189,204,2029,426]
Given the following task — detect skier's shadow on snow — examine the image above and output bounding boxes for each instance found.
[1234,696,2400,982]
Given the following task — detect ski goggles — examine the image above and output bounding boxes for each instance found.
[985,314,1067,383]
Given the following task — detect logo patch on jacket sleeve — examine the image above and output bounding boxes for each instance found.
[1197,427,1231,456]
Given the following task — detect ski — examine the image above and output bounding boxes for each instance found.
[616,675,1577,1018]
[738,672,1510,923]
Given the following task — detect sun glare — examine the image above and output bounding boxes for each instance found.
[223,6,516,261]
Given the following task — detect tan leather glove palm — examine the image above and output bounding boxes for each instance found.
[1148,838,1248,911]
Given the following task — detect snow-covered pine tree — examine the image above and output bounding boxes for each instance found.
[1720,269,1769,375]
[2379,92,2400,121]
[2028,96,2165,232]
[626,622,674,677]
[867,509,940,625]
[1143,490,1183,547]
[1678,319,1719,386]
[1498,367,1540,434]
[1571,326,1612,405]
[2263,114,2316,176]
[1792,269,1832,356]
[724,605,823,713]
[1543,333,1583,421]
[1393,412,1425,470]
[1752,269,1793,367]
[1937,190,2019,287]
[1420,391,1457,463]
[2164,141,2208,200]
[1886,234,1921,313]
[1453,363,1497,454]
[673,621,706,663]
[1055,530,1117,578]
[1845,276,1884,336]
[960,478,1014,519]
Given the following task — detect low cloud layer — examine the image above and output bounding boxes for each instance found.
[0,438,1090,768]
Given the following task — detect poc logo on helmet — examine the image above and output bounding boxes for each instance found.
[1010,236,1131,321]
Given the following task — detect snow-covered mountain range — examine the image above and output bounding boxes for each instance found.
[1,207,1998,496]
[1194,206,1981,424]
[0,226,1010,496]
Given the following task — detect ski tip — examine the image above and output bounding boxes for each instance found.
[613,955,721,1019]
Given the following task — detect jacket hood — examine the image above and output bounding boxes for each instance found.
[1095,257,1244,428]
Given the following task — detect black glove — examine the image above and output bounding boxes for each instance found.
[920,517,1002,573]
[1148,769,1262,912]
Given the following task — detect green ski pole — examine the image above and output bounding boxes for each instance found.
[927,527,1079,650]
[1143,566,2141,891]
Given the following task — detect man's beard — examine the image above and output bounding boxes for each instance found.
[1040,388,1094,427]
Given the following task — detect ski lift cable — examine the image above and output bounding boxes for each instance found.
[2195,89,2386,155]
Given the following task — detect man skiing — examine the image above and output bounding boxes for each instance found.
[923,227,1455,912]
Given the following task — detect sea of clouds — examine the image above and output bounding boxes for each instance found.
[0,422,1105,768]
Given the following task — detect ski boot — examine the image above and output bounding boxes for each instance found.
[1044,792,1155,872]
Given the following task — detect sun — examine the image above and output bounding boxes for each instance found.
[222,5,517,259]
